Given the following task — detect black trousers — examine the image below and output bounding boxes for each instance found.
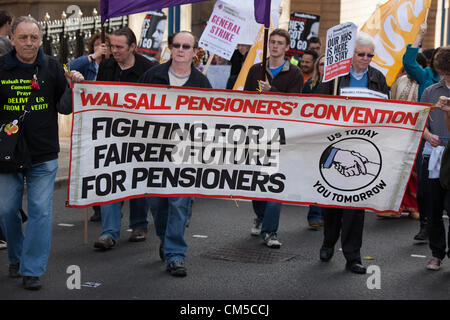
[421,156,450,260]
[322,208,365,264]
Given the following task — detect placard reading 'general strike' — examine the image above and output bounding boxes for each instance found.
[68,82,429,213]
[198,0,246,60]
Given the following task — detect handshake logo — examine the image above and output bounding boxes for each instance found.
[320,138,381,191]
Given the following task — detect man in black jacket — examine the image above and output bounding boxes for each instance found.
[315,32,389,274]
[139,31,212,277]
[93,27,158,250]
[0,16,84,290]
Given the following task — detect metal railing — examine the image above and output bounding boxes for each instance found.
[39,15,128,64]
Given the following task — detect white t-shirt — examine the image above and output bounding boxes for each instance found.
[169,68,190,87]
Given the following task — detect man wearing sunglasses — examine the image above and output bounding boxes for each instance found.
[139,31,211,277]
[315,32,389,275]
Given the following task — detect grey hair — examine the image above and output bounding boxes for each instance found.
[356,31,375,49]
[0,36,12,56]
[11,16,43,36]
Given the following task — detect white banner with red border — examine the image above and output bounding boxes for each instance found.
[67,82,429,213]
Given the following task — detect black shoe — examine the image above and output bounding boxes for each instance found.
[90,211,101,222]
[320,246,334,262]
[414,228,428,241]
[94,235,116,250]
[159,241,164,261]
[345,262,367,274]
[23,276,42,290]
[129,229,147,242]
[166,261,187,277]
[8,263,20,278]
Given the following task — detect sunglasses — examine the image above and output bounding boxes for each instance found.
[173,43,193,50]
[356,52,375,58]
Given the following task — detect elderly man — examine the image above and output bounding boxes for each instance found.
[139,31,211,277]
[315,32,389,274]
[0,16,84,290]
[420,47,450,271]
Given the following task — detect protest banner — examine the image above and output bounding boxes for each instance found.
[136,10,167,60]
[360,0,432,86]
[68,82,429,213]
[323,22,358,83]
[286,12,320,58]
[199,0,246,60]
[68,82,429,212]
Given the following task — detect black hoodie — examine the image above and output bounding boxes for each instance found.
[0,48,73,163]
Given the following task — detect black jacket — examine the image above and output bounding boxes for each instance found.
[244,60,303,93]
[139,60,212,88]
[0,48,72,163]
[96,53,158,83]
[315,65,390,97]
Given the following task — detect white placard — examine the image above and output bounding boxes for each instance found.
[198,1,246,60]
[323,22,358,82]
[340,87,389,99]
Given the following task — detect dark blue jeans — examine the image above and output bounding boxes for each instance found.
[149,196,191,263]
[252,200,282,238]
[307,205,324,223]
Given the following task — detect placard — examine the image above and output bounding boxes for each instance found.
[323,22,357,82]
[286,12,320,57]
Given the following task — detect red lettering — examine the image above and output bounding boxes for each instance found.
[175,95,190,110]
[267,101,281,115]
[314,104,327,118]
[280,102,294,116]
[124,93,137,109]
[97,93,112,106]
[111,93,123,108]
[256,100,268,114]
[189,96,201,110]
[404,112,419,126]
[300,103,314,117]
[353,107,365,123]
[136,94,149,109]
[341,106,355,122]
[80,91,101,106]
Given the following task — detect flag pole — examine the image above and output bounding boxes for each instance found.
[101,24,106,61]
[261,27,269,81]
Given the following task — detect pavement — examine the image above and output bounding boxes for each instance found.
[1,137,450,305]
[55,136,71,190]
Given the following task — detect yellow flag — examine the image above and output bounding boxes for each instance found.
[360,0,432,87]
[232,25,266,91]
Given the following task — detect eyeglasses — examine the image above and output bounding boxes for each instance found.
[173,43,193,50]
[356,52,375,58]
